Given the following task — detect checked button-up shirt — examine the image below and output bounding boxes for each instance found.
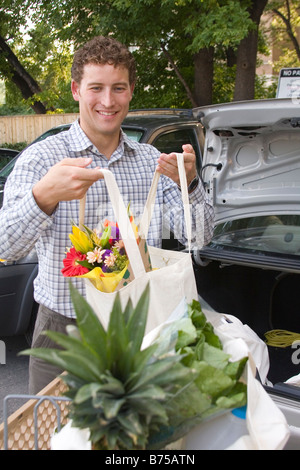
[0,120,214,318]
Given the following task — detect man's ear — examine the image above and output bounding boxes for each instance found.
[71,80,80,101]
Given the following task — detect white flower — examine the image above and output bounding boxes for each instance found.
[86,247,105,264]
[104,253,117,267]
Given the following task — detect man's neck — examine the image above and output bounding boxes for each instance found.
[79,120,121,160]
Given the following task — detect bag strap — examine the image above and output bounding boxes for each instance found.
[79,169,146,279]
[139,153,192,251]
[78,152,192,278]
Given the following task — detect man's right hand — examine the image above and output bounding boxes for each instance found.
[32,157,103,215]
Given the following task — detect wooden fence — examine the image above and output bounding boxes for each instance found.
[0,113,79,145]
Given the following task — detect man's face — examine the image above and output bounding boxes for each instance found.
[71,63,134,145]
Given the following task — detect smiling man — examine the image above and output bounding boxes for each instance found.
[0,36,214,393]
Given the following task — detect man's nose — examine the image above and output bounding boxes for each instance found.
[101,88,114,106]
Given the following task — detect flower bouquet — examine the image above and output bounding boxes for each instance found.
[62,215,151,293]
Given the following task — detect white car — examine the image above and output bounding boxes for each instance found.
[192,98,300,398]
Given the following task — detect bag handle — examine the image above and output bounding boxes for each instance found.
[78,152,192,278]
[139,153,192,251]
[79,170,146,279]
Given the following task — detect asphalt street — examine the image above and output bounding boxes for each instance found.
[0,335,30,423]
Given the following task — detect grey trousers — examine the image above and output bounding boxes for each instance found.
[29,304,77,395]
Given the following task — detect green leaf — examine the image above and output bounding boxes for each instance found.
[123,298,134,325]
[69,281,107,363]
[21,348,101,382]
[102,396,126,419]
[128,397,169,422]
[224,356,248,380]
[96,375,125,395]
[74,383,102,404]
[126,283,150,354]
[128,384,166,401]
[194,361,234,399]
[202,342,231,369]
[117,411,144,437]
[131,343,158,375]
[106,292,128,373]
[129,356,181,392]
[45,330,106,372]
[188,300,207,328]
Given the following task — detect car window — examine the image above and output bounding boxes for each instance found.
[0,157,17,180]
[212,215,300,258]
[152,128,199,155]
[122,128,144,142]
[0,156,13,171]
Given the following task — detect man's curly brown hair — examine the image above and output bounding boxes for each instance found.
[71,36,136,85]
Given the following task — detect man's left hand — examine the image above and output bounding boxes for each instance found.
[156,144,197,186]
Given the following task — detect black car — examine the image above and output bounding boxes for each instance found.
[0,148,19,170]
[0,109,204,341]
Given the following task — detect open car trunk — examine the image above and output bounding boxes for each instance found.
[194,260,299,385]
[191,98,300,448]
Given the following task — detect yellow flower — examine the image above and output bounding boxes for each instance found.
[69,226,94,253]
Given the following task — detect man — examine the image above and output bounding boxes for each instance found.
[0,36,214,393]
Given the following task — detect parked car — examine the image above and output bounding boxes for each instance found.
[192,98,300,390]
[0,108,204,342]
[0,148,19,170]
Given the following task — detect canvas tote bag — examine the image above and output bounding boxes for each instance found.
[80,153,199,334]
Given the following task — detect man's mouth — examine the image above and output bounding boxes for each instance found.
[97,111,117,116]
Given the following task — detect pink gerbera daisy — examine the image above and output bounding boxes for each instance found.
[61,247,89,277]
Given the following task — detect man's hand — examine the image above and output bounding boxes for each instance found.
[156,144,197,186]
[32,157,103,215]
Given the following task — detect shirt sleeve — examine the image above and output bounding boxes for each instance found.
[0,150,54,261]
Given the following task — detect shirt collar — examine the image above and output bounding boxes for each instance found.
[68,119,137,155]
[68,119,94,152]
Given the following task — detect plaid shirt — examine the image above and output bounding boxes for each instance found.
[0,120,214,318]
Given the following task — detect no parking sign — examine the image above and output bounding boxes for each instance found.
[276,68,300,101]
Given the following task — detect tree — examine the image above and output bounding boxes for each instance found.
[3,0,297,112]
[233,0,269,101]
[271,0,300,60]
[29,0,258,106]
[0,1,75,114]
[0,34,47,113]
[265,0,300,74]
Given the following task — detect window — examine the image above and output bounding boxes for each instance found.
[152,128,198,156]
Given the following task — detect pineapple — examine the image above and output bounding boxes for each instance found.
[22,283,195,450]
[22,283,248,450]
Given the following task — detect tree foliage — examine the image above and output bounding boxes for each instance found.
[267,0,300,73]
[0,0,300,114]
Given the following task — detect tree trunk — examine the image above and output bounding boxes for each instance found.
[193,46,214,106]
[0,35,47,114]
[234,0,268,101]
